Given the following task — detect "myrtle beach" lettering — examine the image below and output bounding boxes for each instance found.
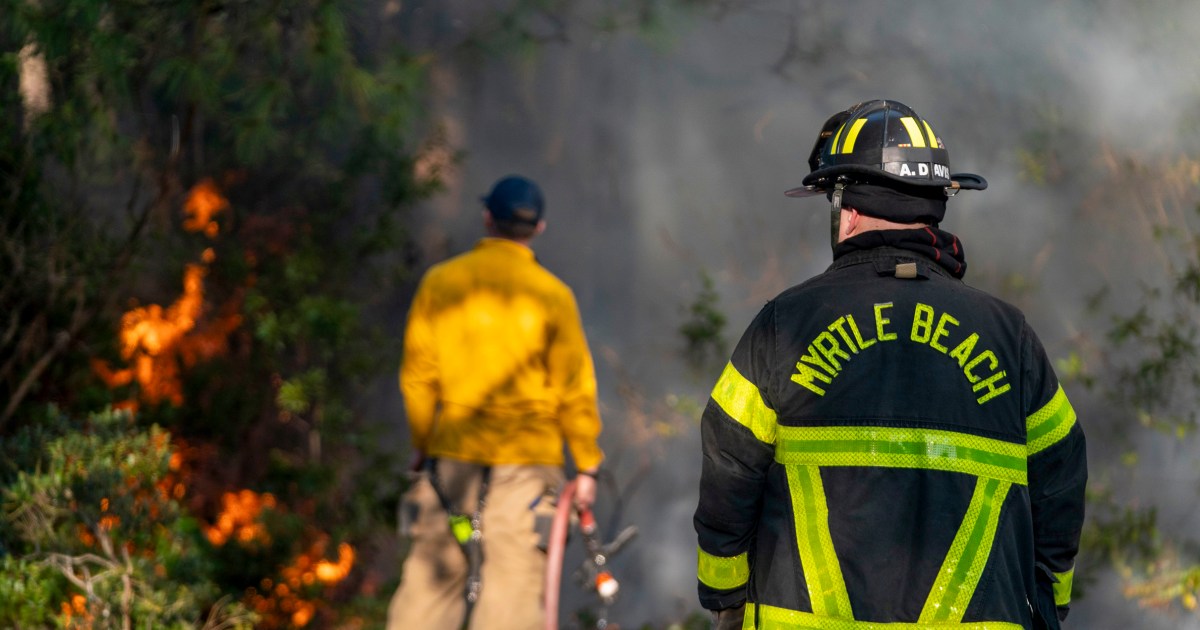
[790,302,1011,405]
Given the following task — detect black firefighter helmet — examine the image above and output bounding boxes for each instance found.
[785,99,987,199]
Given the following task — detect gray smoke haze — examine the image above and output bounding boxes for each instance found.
[383,1,1200,627]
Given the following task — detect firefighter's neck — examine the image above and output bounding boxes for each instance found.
[482,212,546,246]
[837,207,929,243]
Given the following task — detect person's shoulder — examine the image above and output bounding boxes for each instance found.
[530,263,576,298]
[416,246,480,286]
[953,280,1028,322]
[770,269,839,304]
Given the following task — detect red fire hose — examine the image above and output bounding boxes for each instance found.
[544,478,637,630]
[543,479,576,630]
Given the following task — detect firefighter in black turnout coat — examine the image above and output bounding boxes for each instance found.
[694,100,1087,630]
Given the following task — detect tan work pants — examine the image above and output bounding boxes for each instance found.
[387,460,563,630]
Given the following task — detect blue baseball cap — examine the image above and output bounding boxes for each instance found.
[481,175,544,224]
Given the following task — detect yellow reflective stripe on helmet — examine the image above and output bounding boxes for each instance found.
[922,120,938,148]
[1027,386,1076,455]
[920,477,1012,623]
[1053,567,1074,606]
[830,122,848,154]
[839,119,869,154]
[786,465,852,618]
[711,362,777,444]
[775,426,1027,485]
[743,603,1024,629]
[899,117,927,148]
[698,548,750,590]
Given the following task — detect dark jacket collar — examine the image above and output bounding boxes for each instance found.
[831,227,968,279]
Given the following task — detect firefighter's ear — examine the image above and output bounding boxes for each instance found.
[533,219,546,237]
[843,207,864,237]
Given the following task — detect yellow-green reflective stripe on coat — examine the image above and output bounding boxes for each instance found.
[786,465,851,618]
[712,361,778,444]
[1026,385,1076,455]
[741,603,1024,629]
[698,548,750,590]
[920,478,1012,623]
[775,426,1027,485]
[1052,567,1074,606]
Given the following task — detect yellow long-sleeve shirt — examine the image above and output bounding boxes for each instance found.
[400,237,604,471]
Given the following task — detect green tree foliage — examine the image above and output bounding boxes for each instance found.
[1081,200,1200,612]
[0,0,731,625]
[1105,215,1200,437]
[1034,138,1200,613]
[1,406,255,629]
[998,95,1200,614]
[679,271,727,376]
[2,0,439,625]
[1,1,721,626]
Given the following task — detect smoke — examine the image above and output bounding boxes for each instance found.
[388,1,1200,627]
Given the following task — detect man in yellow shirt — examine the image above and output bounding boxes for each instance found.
[387,175,604,630]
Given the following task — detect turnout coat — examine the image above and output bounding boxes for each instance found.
[695,234,1086,629]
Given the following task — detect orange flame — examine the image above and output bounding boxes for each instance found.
[88,178,364,628]
[241,533,358,627]
[183,178,229,238]
[314,542,355,584]
[204,489,277,547]
[93,180,242,407]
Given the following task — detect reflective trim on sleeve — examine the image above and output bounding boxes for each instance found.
[742,603,1024,629]
[1053,567,1075,606]
[1027,385,1077,455]
[920,477,1012,623]
[698,548,750,590]
[711,361,778,444]
[775,426,1027,485]
[786,465,852,618]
